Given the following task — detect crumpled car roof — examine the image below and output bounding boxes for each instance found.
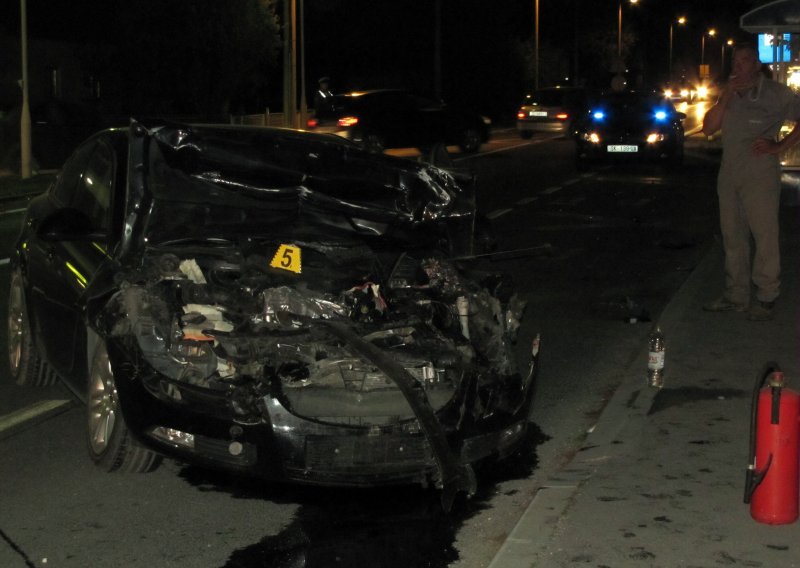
[120,122,475,257]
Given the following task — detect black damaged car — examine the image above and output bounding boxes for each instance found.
[8,121,538,508]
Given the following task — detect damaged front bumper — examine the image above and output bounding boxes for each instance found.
[108,329,538,490]
[102,265,538,507]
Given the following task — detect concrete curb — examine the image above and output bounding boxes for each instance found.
[487,238,721,567]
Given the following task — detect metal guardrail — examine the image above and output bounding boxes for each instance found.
[230,112,287,127]
[228,111,312,129]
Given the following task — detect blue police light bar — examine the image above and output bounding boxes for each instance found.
[592,110,605,120]
[654,110,668,122]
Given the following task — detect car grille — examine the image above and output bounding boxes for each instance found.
[304,434,432,471]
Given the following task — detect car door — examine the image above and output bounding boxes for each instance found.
[366,92,423,148]
[25,136,117,387]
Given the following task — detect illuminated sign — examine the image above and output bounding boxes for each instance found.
[758,33,791,64]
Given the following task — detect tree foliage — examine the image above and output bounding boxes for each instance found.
[102,0,280,116]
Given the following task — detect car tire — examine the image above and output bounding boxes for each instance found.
[7,269,57,387]
[86,339,162,473]
[520,131,533,140]
[362,133,385,154]
[459,127,482,153]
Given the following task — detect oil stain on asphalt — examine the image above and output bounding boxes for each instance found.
[178,424,549,568]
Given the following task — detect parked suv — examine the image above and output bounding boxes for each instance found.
[516,87,587,139]
[307,89,491,154]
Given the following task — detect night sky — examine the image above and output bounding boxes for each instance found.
[0,0,768,116]
[1,0,764,72]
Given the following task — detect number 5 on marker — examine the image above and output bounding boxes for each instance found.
[269,244,302,273]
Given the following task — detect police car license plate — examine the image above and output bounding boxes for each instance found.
[530,111,547,117]
[607,145,638,153]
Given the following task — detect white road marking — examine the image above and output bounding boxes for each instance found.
[0,399,73,439]
[1,208,28,215]
[0,258,9,266]
[454,134,561,161]
[516,196,539,205]
[487,208,514,219]
[541,186,562,194]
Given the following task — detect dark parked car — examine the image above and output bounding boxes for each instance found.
[8,121,536,508]
[306,89,491,154]
[516,87,587,139]
[574,90,686,171]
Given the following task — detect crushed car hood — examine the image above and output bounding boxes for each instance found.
[119,121,477,264]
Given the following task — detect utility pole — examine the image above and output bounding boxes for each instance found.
[20,0,31,179]
[282,0,298,128]
[434,0,442,99]
[290,0,297,128]
[534,0,539,90]
[299,0,306,127]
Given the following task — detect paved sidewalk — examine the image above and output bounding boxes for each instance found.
[490,186,800,567]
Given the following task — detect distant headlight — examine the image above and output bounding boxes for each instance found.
[664,89,674,98]
[482,116,492,125]
[582,132,601,144]
[697,86,709,99]
[338,116,359,127]
[680,89,690,98]
[646,133,665,144]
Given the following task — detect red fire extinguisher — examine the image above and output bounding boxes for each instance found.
[744,362,800,525]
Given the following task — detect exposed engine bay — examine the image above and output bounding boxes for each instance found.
[109,244,527,429]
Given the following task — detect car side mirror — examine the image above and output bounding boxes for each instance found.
[38,208,108,242]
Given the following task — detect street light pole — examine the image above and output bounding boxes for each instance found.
[534,0,539,90]
[701,28,716,66]
[20,0,31,179]
[669,16,686,82]
[721,39,733,77]
[434,0,442,98]
[299,0,306,128]
[617,0,639,58]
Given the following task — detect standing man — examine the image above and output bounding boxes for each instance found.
[702,44,800,321]
[314,77,334,114]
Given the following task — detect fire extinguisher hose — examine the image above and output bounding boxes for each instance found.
[744,361,781,504]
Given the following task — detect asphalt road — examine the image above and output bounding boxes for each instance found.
[0,126,722,567]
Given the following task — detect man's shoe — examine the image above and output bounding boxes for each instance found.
[748,301,775,321]
[703,296,748,312]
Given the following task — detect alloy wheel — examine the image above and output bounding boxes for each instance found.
[7,277,24,376]
[87,345,118,456]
